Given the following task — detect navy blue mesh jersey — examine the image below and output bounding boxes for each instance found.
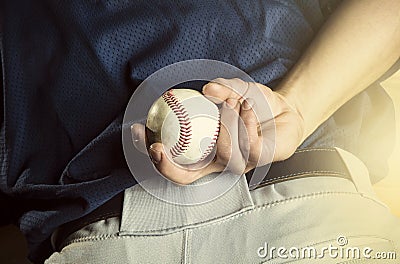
[0,0,395,262]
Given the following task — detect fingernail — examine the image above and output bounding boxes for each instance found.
[225,98,238,109]
[132,133,140,142]
[149,145,162,164]
[131,125,140,142]
[242,98,254,110]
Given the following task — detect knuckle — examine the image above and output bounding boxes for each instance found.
[211,78,227,86]
[243,117,259,130]
[216,144,234,163]
[243,112,258,124]
[229,162,246,175]
[217,151,231,164]
[248,135,259,145]
[232,78,242,83]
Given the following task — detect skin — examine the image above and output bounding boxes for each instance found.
[132,0,400,185]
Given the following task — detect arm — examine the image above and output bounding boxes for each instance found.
[277,0,400,143]
[133,0,400,184]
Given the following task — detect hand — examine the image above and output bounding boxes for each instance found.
[131,78,305,184]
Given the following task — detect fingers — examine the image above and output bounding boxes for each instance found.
[131,123,147,154]
[146,78,279,182]
[202,78,274,173]
[148,142,217,185]
[202,78,248,104]
[216,98,246,175]
[257,121,275,166]
[238,99,263,166]
[148,143,191,184]
[244,83,275,123]
[203,79,275,124]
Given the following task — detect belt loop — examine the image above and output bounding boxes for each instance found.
[334,147,387,207]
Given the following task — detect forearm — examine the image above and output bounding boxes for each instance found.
[277,0,400,143]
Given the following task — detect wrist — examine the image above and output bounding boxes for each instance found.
[274,87,307,147]
[274,90,306,150]
[275,51,338,142]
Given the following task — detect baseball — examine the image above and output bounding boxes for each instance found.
[146,89,220,165]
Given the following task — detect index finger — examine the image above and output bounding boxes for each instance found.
[202,78,249,103]
[148,142,220,185]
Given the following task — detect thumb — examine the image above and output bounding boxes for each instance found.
[131,123,148,154]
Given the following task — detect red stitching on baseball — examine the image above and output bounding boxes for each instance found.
[162,89,192,158]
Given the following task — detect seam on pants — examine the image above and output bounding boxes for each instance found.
[61,233,120,247]
[120,176,255,235]
[182,191,388,232]
[119,175,254,236]
[295,148,336,153]
[181,229,191,264]
[60,191,387,247]
[119,206,253,235]
[131,191,386,237]
[237,176,252,207]
[253,191,377,209]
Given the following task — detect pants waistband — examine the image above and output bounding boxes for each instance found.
[53,147,357,250]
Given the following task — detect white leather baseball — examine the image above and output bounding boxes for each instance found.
[146,89,220,165]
